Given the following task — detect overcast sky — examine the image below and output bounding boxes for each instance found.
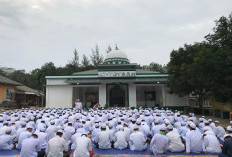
[0,0,232,72]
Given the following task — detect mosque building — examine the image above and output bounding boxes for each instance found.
[45,50,189,108]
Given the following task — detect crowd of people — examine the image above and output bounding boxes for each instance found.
[0,107,231,157]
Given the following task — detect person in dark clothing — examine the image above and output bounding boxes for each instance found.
[220,138,232,157]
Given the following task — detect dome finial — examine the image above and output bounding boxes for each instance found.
[115,44,119,50]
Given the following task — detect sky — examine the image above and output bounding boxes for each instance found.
[0,0,232,72]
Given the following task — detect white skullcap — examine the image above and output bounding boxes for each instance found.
[70,129,75,135]
[101,124,106,129]
[215,120,219,123]
[0,117,3,121]
[227,126,232,132]
[167,124,173,130]
[5,127,12,133]
[154,119,159,124]
[224,134,231,139]
[20,121,26,126]
[118,126,124,131]
[160,127,167,131]
[189,122,196,129]
[208,119,213,122]
[50,120,55,124]
[136,120,141,125]
[57,130,63,133]
[108,122,114,128]
[204,120,209,124]
[134,125,139,130]
[40,127,46,132]
[181,121,186,126]
[230,121,232,125]
[26,125,33,129]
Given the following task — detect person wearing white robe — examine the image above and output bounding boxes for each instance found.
[73,133,92,157]
[46,120,57,141]
[202,131,221,154]
[16,126,33,149]
[129,126,147,151]
[37,127,48,157]
[0,128,14,150]
[166,125,185,152]
[185,123,203,154]
[75,99,82,113]
[214,121,226,141]
[150,127,169,155]
[19,133,41,157]
[46,130,68,157]
[94,124,113,149]
[114,126,128,150]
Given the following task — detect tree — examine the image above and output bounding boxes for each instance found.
[106,45,112,53]
[69,48,79,71]
[167,43,215,108]
[90,45,104,66]
[82,54,91,68]
[205,13,232,102]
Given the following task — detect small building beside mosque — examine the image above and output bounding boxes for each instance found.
[45,50,189,108]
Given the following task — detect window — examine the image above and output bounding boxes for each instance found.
[6,88,12,99]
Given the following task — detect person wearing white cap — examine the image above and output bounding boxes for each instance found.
[75,99,82,113]
[19,133,41,157]
[37,127,48,157]
[46,120,57,141]
[92,124,101,142]
[214,121,226,141]
[203,121,214,133]
[166,125,185,152]
[185,123,203,154]
[73,132,93,157]
[0,122,10,136]
[16,126,33,149]
[46,130,68,157]
[94,124,114,149]
[0,128,14,150]
[202,131,221,154]
[114,126,128,150]
[150,126,169,155]
[129,125,147,151]
[151,119,163,136]
[63,123,75,142]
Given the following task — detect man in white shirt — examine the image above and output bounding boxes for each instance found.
[19,133,41,157]
[94,124,113,149]
[150,127,169,155]
[114,126,128,150]
[185,123,203,154]
[202,131,222,154]
[129,125,147,151]
[0,128,14,150]
[46,130,69,157]
[73,133,93,157]
[75,99,82,113]
[166,125,185,152]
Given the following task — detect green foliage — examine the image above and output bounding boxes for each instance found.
[167,13,232,104]
[90,45,104,66]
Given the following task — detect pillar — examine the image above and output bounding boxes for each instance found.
[99,84,106,107]
[129,83,136,108]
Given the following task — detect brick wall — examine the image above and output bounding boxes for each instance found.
[0,83,16,102]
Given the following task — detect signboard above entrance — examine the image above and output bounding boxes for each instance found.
[98,71,136,78]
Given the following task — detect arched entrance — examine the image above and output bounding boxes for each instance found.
[109,85,125,107]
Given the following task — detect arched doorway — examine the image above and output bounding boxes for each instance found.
[109,85,125,107]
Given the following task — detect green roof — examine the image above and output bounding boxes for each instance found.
[72,69,98,75]
[0,75,21,85]
[136,69,160,74]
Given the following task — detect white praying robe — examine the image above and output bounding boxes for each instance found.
[150,133,169,155]
[129,131,147,151]
[73,135,92,157]
[19,137,40,157]
[46,136,68,157]
[185,130,203,153]
[215,126,226,141]
[46,125,57,141]
[37,131,48,149]
[95,130,113,149]
[114,131,128,150]
[166,131,185,152]
[0,134,14,150]
[202,133,221,154]
[16,131,32,149]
